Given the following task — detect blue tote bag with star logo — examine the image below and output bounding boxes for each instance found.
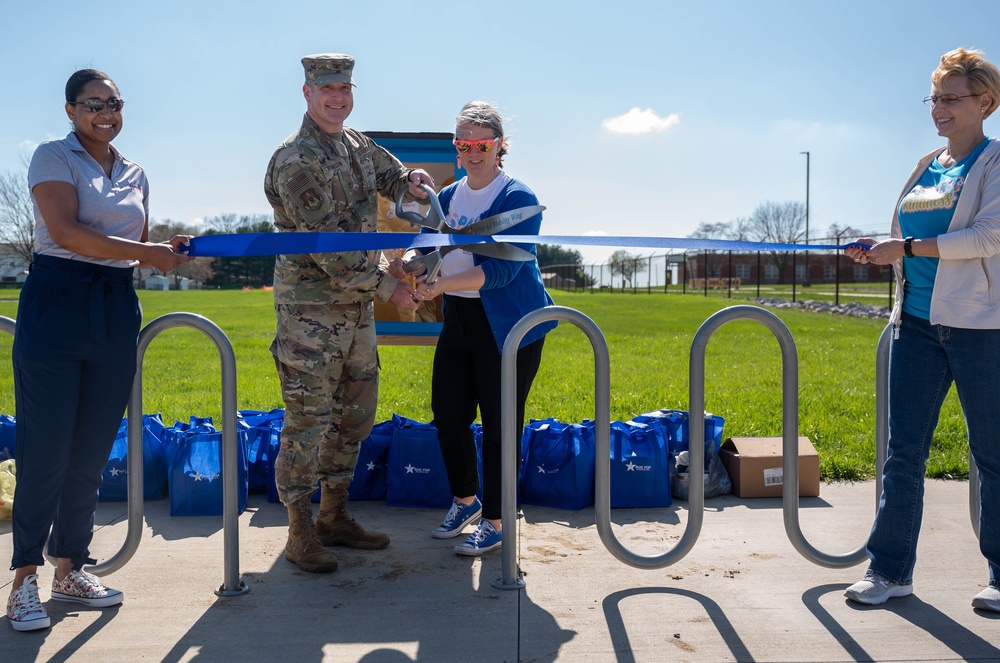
[519,419,595,510]
[99,414,170,502]
[385,417,453,509]
[168,421,248,516]
[347,418,396,501]
[609,420,672,508]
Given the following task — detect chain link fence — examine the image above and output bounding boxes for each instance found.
[540,233,896,307]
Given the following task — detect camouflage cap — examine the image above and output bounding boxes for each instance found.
[302,53,355,86]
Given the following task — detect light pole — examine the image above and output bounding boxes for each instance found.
[800,151,810,286]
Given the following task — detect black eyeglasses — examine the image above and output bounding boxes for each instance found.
[923,94,979,107]
[69,98,125,113]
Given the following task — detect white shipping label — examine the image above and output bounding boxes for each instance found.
[763,467,784,486]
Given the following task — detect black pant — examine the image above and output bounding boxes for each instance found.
[11,254,139,569]
[431,296,544,521]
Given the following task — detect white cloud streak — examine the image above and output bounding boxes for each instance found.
[601,108,680,134]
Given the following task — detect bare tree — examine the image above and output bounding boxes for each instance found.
[607,249,647,290]
[204,213,273,234]
[0,170,34,264]
[205,212,242,234]
[745,201,806,283]
[826,222,865,244]
[689,221,733,239]
[148,218,215,288]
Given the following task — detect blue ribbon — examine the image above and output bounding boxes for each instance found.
[185,232,855,258]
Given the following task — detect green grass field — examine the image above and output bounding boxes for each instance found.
[0,288,969,482]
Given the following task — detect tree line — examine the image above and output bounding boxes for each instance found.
[0,165,276,288]
[147,214,276,288]
[552,201,866,288]
[2,161,867,290]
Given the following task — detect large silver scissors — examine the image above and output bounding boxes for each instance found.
[395,185,543,284]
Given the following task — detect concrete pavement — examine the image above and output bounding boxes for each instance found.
[2,479,998,662]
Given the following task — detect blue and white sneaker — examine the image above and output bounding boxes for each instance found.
[432,497,483,539]
[454,519,502,556]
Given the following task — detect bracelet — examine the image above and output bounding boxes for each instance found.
[903,236,914,258]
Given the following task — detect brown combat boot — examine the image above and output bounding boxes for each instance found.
[315,484,390,550]
[285,499,339,573]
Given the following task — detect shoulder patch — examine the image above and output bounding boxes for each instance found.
[285,168,326,214]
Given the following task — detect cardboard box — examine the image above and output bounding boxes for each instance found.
[719,437,820,498]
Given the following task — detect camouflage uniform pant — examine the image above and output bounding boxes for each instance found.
[271,302,379,505]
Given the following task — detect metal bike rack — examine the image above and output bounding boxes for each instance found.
[485,302,984,586]
[874,324,980,539]
[694,306,869,568]
[1,312,248,597]
[493,306,612,589]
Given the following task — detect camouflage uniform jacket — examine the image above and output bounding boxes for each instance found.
[265,114,413,305]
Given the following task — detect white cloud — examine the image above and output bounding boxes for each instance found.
[601,108,680,134]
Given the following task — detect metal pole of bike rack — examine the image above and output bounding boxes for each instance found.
[874,325,979,539]
[2,312,248,596]
[493,306,611,589]
[695,306,869,568]
[124,313,248,596]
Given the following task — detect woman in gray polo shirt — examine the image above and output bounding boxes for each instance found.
[6,69,191,632]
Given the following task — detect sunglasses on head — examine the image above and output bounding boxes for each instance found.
[70,98,125,113]
[454,137,499,154]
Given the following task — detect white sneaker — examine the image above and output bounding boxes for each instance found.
[6,574,50,632]
[845,573,912,605]
[972,586,1000,612]
[51,569,123,608]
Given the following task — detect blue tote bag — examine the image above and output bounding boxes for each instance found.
[520,419,595,510]
[239,409,284,494]
[610,420,672,508]
[99,414,170,502]
[386,417,452,509]
[471,422,485,502]
[168,422,249,516]
[348,418,396,501]
[0,414,15,461]
[162,416,215,471]
[263,424,286,504]
[634,410,725,456]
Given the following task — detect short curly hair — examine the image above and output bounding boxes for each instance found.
[931,48,1000,119]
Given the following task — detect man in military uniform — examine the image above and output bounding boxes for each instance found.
[265,53,435,573]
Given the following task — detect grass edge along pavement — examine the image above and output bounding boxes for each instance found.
[0,289,970,482]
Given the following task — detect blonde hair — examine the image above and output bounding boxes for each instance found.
[455,100,508,166]
[931,48,1000,119]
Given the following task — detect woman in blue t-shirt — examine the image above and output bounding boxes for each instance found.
[844,48,1000,613]
[6,69,191,633]
[408,101,555,555]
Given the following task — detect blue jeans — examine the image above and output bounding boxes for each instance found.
[866,312,1000,588]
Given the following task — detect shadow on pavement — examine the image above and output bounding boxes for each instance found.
[803,583,1000,662]
[602,587,752,663]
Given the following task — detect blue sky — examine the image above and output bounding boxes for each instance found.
[2,0,999,262]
